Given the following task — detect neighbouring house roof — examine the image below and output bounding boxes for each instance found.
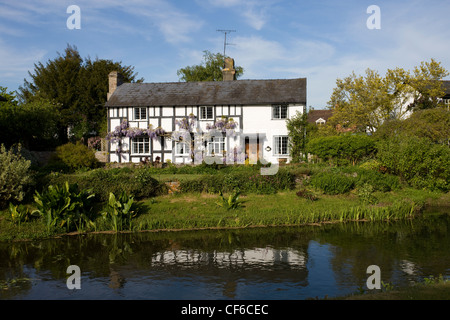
[307,109,333,124]
[105,78,307,107]
[441,80,450,98]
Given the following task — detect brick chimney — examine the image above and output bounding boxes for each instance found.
[222,57,236,81]
[107,71,124,100]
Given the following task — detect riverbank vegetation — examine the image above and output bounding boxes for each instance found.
[336,275,450,300]
[0,153,447,241]
[1,58,449,241]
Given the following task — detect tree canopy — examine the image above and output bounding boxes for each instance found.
[0,87,60,150]
[19,44,143,142]
[326,59,449,133]
[177,50,244,82]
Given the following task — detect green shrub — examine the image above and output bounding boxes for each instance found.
[33,181,96,232]
[359,159,382,171]
[55,142,99,171]
[44,168,162,202]
[296,189,318,201]
[101,192,138,232]
[178,169,296,194]
[309,171,355,194]
[216,190,244,210]
[340,167,401,192]
[357,183,378,205]
[307,134,376,166]
[0,144,34,208]
[8,203,35,225]
[377,136,450,191]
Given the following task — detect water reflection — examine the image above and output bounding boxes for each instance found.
[0,213,449,300]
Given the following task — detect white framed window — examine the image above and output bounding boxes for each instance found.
[207,136,225,156]
[274,136,289,155]
[134,107,147,120]
[175,142,190,156]
[200,106,214,120]
[272,104,288,119]
[132,137,150,154]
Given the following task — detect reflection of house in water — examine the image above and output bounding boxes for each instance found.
[151,247,307,269]
[148,246,309,299]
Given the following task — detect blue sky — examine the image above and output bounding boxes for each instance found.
[1,0,450,108]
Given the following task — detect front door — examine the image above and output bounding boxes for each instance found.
[245,136,260,164]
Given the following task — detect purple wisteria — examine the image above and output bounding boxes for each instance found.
[175,113,196,131]
[206,116,238,132]
[105,120,166,154]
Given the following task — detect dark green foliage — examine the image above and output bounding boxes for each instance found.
[309,171,355,194]
[18,44,142,141]
[0,87,60,150]
[177,50,244,82]
[44,168,162,202]
[286,111,309,162]
[341,167,401,192]
[32,181,96,232]
[178,170,296,194]
[376,136,450,191]
[55,142,99,170]
[307,134,376,166]
[357,183,378,205]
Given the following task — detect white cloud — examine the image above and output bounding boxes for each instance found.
[0,39,47,89]
[206,0,275,30]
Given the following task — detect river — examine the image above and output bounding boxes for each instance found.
[1,210,449,300]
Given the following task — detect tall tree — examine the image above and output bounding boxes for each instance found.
[177,50,244,82]
[0,87,60,149]
[19,44,142,142]
[406,59,449,111]
[327,59,449,133]
[286,110,309,162]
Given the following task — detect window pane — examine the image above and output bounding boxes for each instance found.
[141,108,146,120]
[280,105,287,119]
[207,107,213,119]
[275,137,280,154]
[274,136,288,155]
[282,137,288,154]
[273,106,280,119]
[135,108,140,120]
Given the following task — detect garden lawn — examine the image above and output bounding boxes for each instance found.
[131,188,438,232]
[0,187,445,241]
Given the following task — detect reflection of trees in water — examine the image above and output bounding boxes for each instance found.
[322,216,450,287]
[0,215,449,299]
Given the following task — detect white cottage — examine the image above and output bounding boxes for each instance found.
[105,58,307,166]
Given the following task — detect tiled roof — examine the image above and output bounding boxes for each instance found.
[441,80,450,97]
[307,109,333,123]
[105,78,307,107]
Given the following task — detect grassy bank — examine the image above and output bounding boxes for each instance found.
[0,186,445,241]
[335,278,450,300]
